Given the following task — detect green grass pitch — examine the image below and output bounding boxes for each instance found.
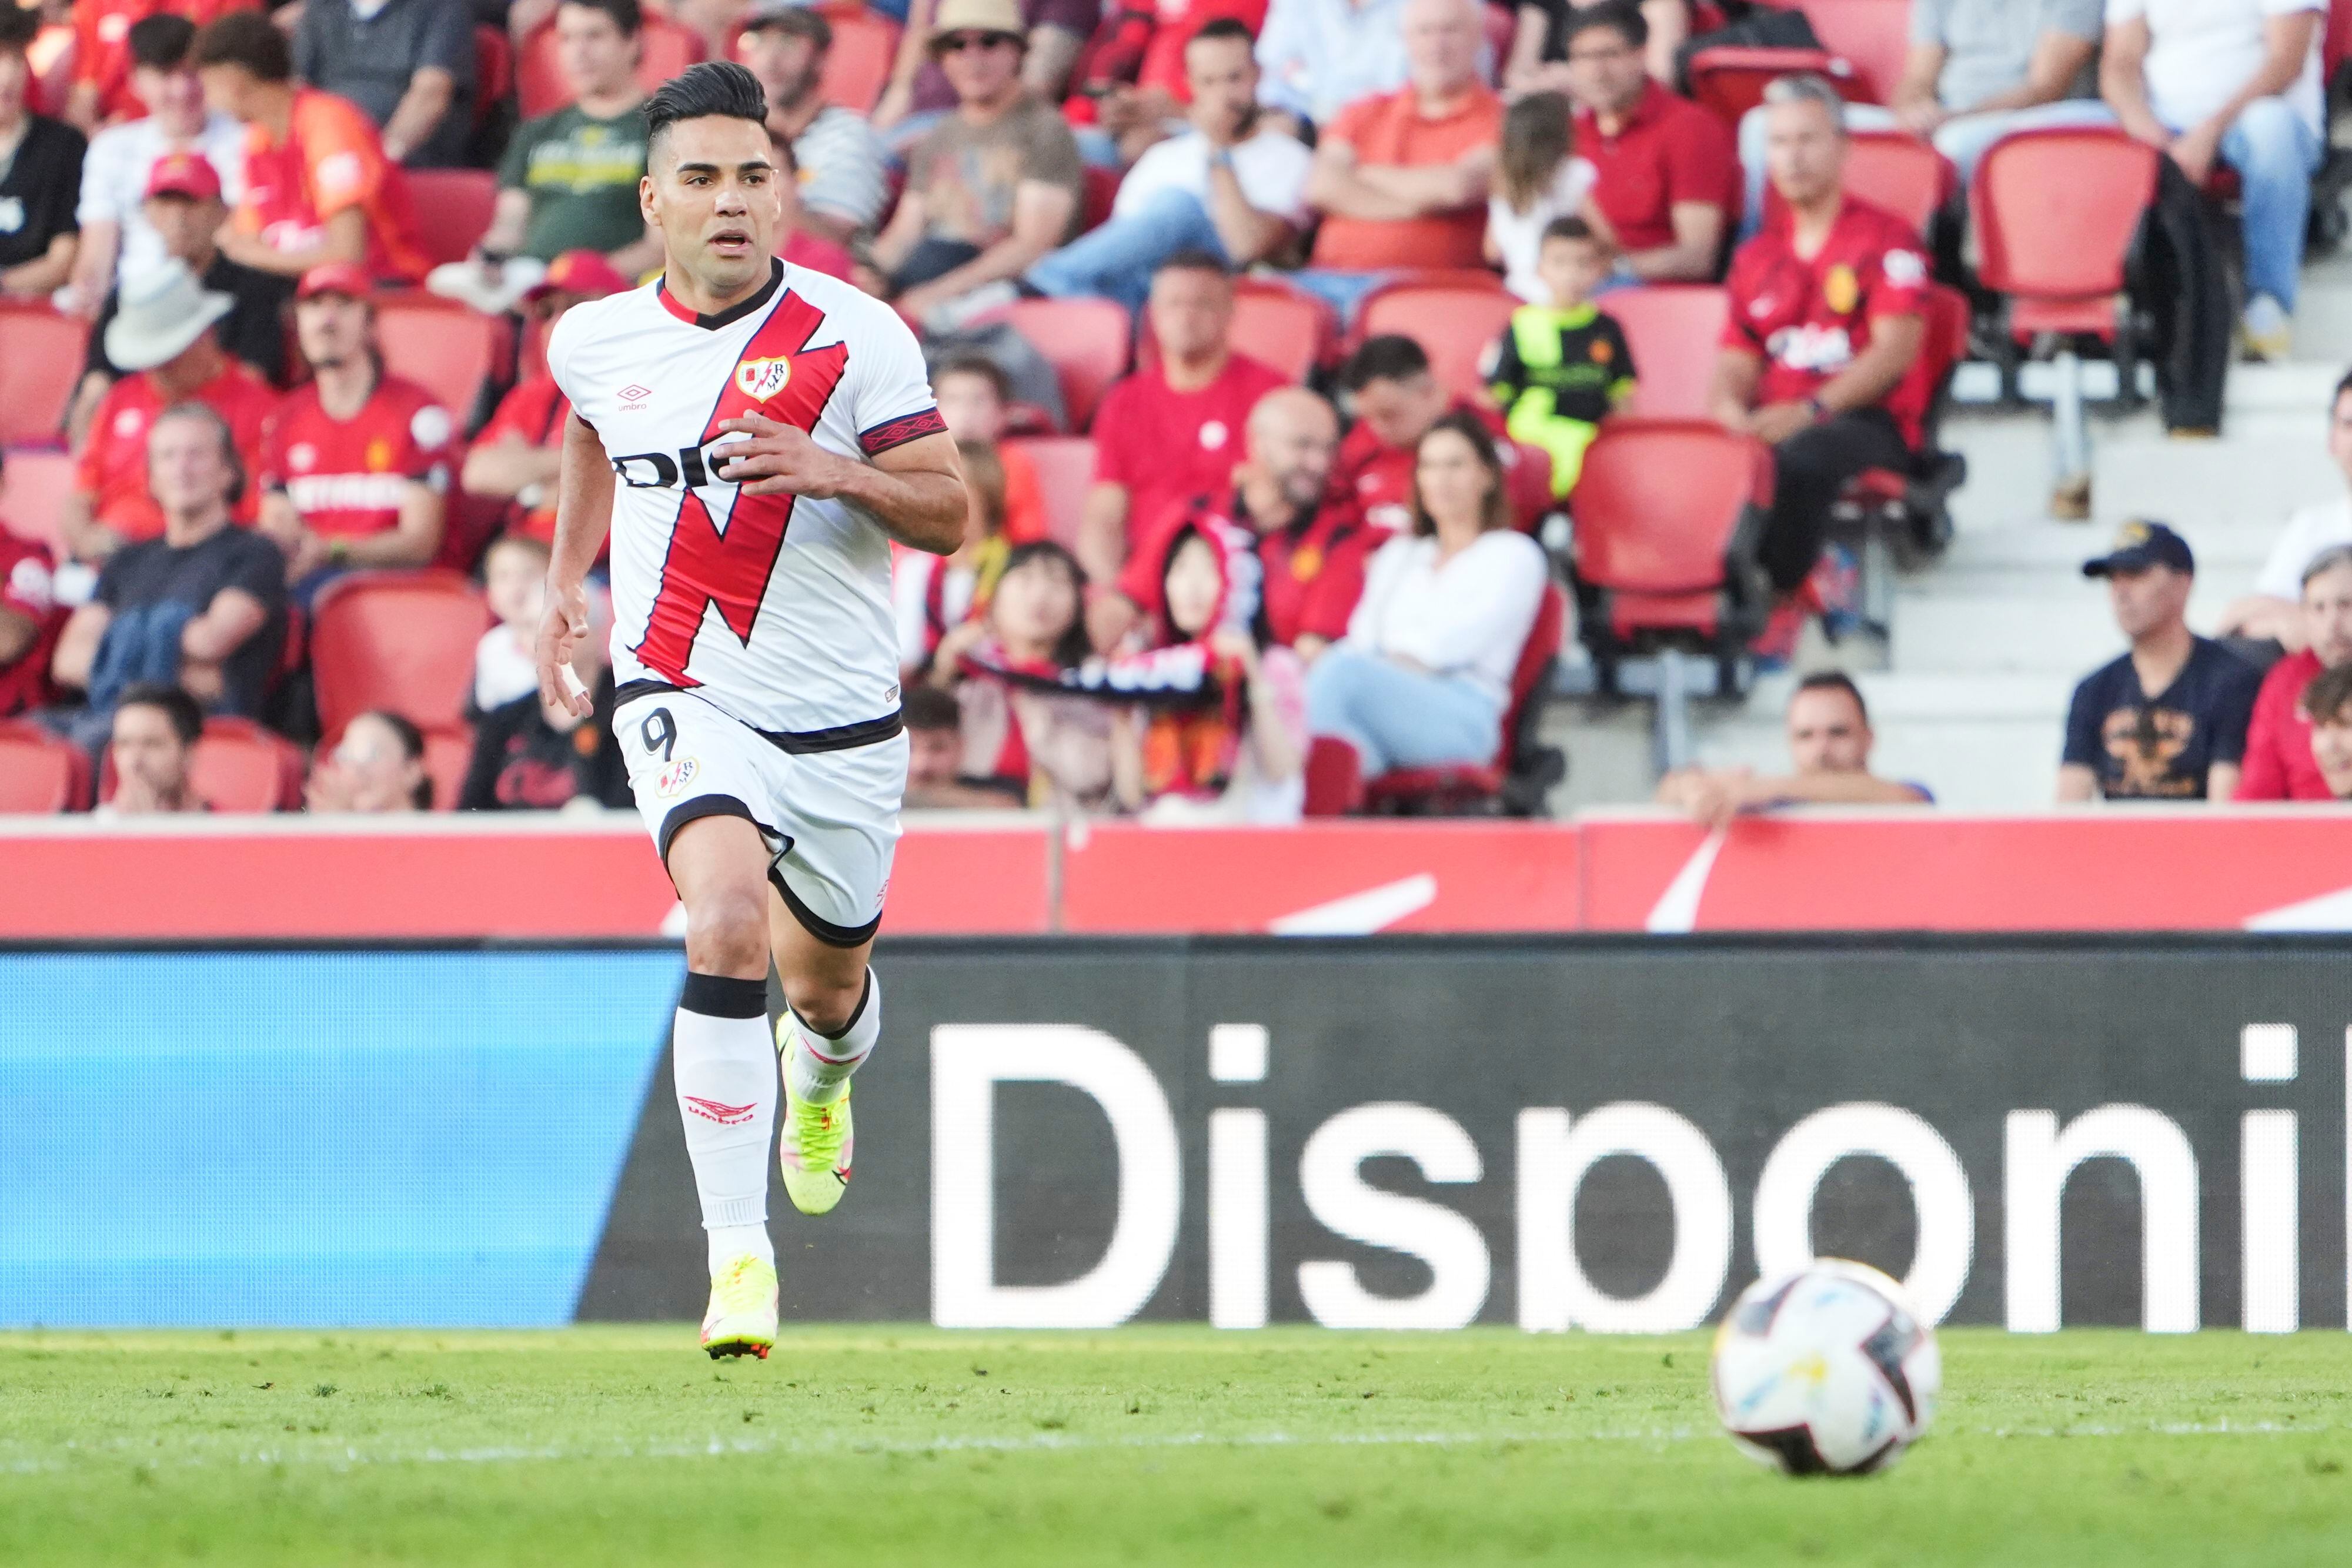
[4,1326,2350,1564]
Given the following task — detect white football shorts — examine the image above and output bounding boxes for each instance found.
[614,688,907,947]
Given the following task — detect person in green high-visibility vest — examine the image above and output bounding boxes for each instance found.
[1480,215,1635,499]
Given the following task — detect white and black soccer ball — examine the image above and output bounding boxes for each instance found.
[1710,1258,1940,1476]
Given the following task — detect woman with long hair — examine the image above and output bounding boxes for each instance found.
[1486,92,1601,302]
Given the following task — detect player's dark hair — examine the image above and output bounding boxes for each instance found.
[191,11,293,81]
[0,4,41,53]
[1565,0,1647,51]
[354,710,433,808]
[2303,661,2352,727]
[1408,411,1509,538]
[117,683,204,747]
[1341,334,1432,392]
[1188,16,1256,49]
[644,61,770,160]
[934,353,1013,403]
[903,683,961,733]
[1155,249,1230,282]
[1000,541,1091,669]
[1541,215,1598,248]
[557,0,643,38]
[1795,670,1870,726]
[128,13,199,71]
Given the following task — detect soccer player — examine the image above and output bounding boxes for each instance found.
[533,62,965,1359]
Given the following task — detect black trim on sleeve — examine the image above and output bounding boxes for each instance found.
[769,865,883,950]
[680,971,769,1018]
[859,406,947,456]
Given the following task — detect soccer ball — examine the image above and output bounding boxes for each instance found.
[1710,1258,1940,1476]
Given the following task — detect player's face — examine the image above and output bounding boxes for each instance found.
[1162,533,1223,640]
[1536,237,1608,308]
[934,372,1008,444]
[645,116,783,299]
[2303,560,2352,668]
[1354,373,1444,453]
[1148,267,1233,363]
[1765,99,1847,208]
[1785,688,1871,775]
[334,715,426,813]
[295,292,372,371]
[111,706,191,805]
[2106,563,2189,641]
[556,5,639,99]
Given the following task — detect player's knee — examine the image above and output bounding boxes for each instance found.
[781,971,863,1037]
[683,890,770,978]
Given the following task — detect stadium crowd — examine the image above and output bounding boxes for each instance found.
[0,0,2350,819]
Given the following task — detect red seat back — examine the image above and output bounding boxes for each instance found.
[423,730,472,812]
[998,297,1132,430]
[1604,286,1730,419]
[1081,164,1122,233]
[813,2,901,111]
[1004,434,1095,550]
[1571,419,1772,595]
[405,169,500,268]
[375,293,513,422]
[1494,583,1566,770]
[0,718,87,812]
[310,569,492,742]
[1973,128,2159,300]
[1355,272,1519,409]
[1687,46,1868,123]
[475,24,513,125]
[518,13,704,118]
[1798,0,1909,101]
[2,451,77,551]
[0,305,89,447]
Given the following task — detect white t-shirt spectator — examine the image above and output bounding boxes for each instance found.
[77,113,247,283]
[473,626,539,712]
[1255,0,1412,125]
[1113,126,1317,227]
[2254,495,2352,599]
[794,105,890,235]
[1488,157,1597,303]
[2106,0,2327,137]
[1344,529,1547,707]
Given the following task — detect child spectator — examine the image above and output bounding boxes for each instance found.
[1484,217,1634,499]
[1487,92,1596,305]
[903,681,1024,808]
[933,355,1048,543]
[895,440,1013,677]
[928,539,1111,807]
[305,708,431,812]
[2301,661,2352,798]
[475,534,550,713]
[96,681,209,815]
[459,615,630,811]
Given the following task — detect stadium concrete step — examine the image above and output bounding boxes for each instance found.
[1888,587,2253,674]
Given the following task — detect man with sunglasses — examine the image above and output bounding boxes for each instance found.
[868,0,1084,329]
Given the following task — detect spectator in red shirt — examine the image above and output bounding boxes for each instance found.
[463,248,631,545]
[1327,333,1553,534]
[2236,544,2352,801]
[258,263,455,604]
[2301,660,2352,798]
[62,260,275,563]
[1566,1,1737,285]
[1101,384,1367,655]
[0,502,64,718]
[1296,0,1502,320]
[1707,77,1926,613]
[1075,250,1286,594]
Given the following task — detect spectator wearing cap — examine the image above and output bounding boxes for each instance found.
[1656,672,1931,825]
[2059,521,2261,802]
[2299,661,2352,797]
[256,265,455,604]
[1566,1,1736,285]
[2235,544,2352,800]
[1709,76,1926,656]
[878,0,1101,133]
[1254,0,1409,129]
[431,0,659,315]
[64,15,247,317]
[1075,252,1287,606]
[1021,18,1312,312]
[62,261,276,564]
[94,683,211,815]
[2102,0,2324,361]
[193,12,430,282]
[463,249,630,545]
[293,0,476,168]
[0,6,85,301]
[2219,370,2352,650]
[868,0,1084,329]
[0,472,64,718]
[740,0,890,245]
[1327,333,1511,534]
[1296,0,1502,322]
[68,152,288,444]
[52,405,286,724]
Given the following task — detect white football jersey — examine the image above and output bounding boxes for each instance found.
[547,260,943,738]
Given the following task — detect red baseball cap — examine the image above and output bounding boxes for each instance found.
[143,151,222,203]
[296,262,375,302]
[523,249,633,305]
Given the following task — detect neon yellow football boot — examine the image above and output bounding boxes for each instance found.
[776,1019,853,1216]
[700,1254,778,1359]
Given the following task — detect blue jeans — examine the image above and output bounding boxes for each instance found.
[1026,188,1230,313]
[1286,268,1395,326]
[1305,646,1502,775]
[2216,96,2321,310]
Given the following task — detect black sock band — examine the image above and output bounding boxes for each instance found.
[681,972,767,1019]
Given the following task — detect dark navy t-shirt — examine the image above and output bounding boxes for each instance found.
[2062,636,2260,799]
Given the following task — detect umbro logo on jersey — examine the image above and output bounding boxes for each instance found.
[618,383,653,409]
[734,357,792,402]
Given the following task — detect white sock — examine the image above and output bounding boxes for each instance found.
[673,972,776,1272]
[786,968,879,1106]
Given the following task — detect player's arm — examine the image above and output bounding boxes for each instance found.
[537,412,616,718]
[711,417,967,555]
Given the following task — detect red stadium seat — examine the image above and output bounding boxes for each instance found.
[2,450,77,552]
[422,731,472,812]
[0,718,89,812]
[1359,584,1568,815]
[1354,272,1519,409]
[28,22,73,118]
[1687,46,1869,123]
[99,717,304,813]
[475,24,513,126]
[405,169,500,269]
[1137,280,1333,384]
[1004,434,1095,550]
[517,13,704,118]
[1081,164,1123,234]
[814,3,901,111]
[375,293,514,424]
[1605,286,1730,419]
[995,297,1131,430]
[1762,131,1953,236]
[310,569,492,743]
[1832,281,1972,634]
[1797,0,1910,102]
[0,305,89,447]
